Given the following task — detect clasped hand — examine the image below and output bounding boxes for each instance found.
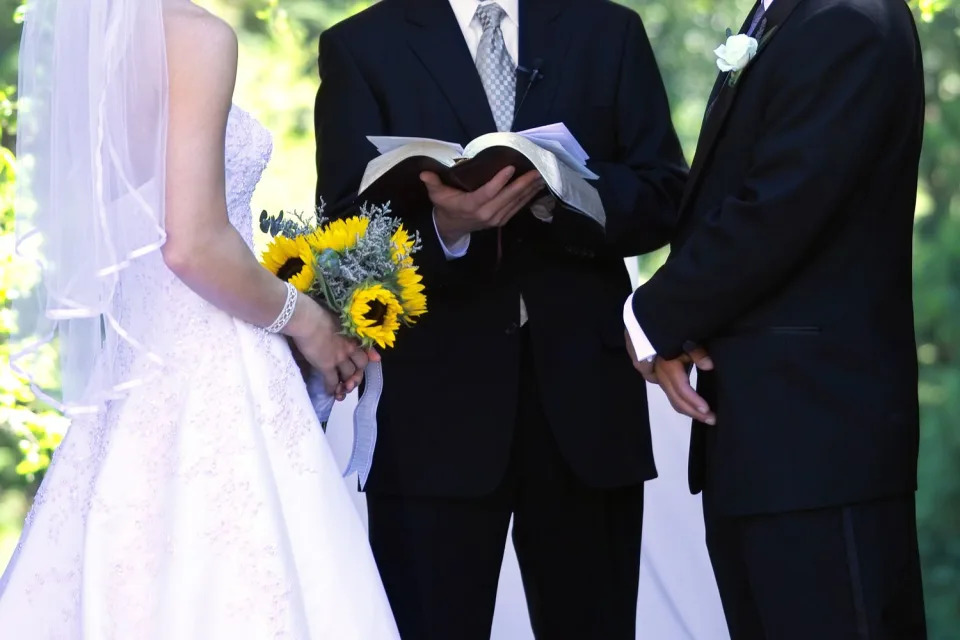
[288,299,380,401]
[423,166,545,246]
[626,332,717,426]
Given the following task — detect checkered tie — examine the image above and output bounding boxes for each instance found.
[475,2,515,132]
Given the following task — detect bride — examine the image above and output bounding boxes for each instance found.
[0,0,399,637]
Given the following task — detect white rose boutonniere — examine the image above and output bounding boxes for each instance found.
[713,23,779,87]
[714,31,759,87]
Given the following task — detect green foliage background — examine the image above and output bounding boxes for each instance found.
[0,0,957,635]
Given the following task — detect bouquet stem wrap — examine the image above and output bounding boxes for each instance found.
[307,362,383,489]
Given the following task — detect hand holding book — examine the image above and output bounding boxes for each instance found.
[359,123,605,230]
[422,166,545,247]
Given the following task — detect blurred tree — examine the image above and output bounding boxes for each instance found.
[907,3,960,633]
[0,0,68,563]
[0,0,957,635]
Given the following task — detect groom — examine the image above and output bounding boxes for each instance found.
[626,0,927,637]
[316,0,686,637]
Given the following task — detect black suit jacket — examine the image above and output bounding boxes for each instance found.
[632,0,924,516]
[316,0,687,496]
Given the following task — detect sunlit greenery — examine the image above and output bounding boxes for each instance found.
[0,0,957,636]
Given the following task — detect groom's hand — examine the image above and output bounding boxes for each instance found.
[627,332,717,425]
[655,351,716,426]
[625,329,658,383]
[424,167,545,246]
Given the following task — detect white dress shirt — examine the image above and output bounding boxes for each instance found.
[623,0,774,362]
[438,0,551,326]
[435,0,520,261]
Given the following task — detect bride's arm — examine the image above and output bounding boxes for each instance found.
[161,12,369,395]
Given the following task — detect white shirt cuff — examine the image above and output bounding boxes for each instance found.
[433,209,470,260]
[623,292,657,361]
[530,195,556,223]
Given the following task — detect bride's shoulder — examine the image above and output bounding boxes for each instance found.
[164,3,238,82]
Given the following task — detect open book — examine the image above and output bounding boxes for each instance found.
[358,124,606,229]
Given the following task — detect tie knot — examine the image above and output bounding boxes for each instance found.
[475,2,506,32]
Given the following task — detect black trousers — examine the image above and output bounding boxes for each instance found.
[704,494,926,640]
[367,332,645,640]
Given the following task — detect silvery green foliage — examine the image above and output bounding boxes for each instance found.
[321,202,422,307]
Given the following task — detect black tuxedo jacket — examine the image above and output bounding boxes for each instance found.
[632,0,924,516]
[316,0,687,496]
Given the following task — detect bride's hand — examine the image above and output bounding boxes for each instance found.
[286,297,364,396]
[333,347,382,400]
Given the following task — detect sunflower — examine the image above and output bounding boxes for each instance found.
[310,216,369,253]
[396,267,427,321]
[345,284,403,349]
[390,225,415,267]
[260,235,315,293]
[306,228,331,253]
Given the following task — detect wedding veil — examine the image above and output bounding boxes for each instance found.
[12,0,169,413]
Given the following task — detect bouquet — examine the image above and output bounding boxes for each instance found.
[258,202,426,487]
[258,201,427,349]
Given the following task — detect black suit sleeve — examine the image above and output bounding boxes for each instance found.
[547,11,687,258]
[315,28,492,290]
[632,7,904,359]
[315,27,381,213]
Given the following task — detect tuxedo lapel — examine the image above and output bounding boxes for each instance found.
[702,2,762,119]
[678,0,807,219]
[511,0,573,132]
[404,0,497,140]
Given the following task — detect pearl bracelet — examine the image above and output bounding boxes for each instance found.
[265,282,298,334]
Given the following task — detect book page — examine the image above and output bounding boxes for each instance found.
[366,136,464,156]
[516,123,597,179]
[359,142,463,194]
[519,123,588,160]
[524,138,599,180]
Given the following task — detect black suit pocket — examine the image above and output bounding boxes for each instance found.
[721,325,822,338]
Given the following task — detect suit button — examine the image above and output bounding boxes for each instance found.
[505,322,519,335]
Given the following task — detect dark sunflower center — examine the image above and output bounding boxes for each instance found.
[277,258,305,283]
[364,300,388,326]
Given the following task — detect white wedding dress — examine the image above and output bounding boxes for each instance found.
[0,106,400,640]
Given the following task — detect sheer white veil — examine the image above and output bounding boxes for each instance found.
[12,0,169,414]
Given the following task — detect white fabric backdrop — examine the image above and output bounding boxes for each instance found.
[324,261,730,640]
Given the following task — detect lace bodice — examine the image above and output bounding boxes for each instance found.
[106,105,274,381]
[225,105,273,247]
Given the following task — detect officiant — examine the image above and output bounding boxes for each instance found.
[315,1,686,637]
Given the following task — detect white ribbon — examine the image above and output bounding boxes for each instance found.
[307,361,382,489]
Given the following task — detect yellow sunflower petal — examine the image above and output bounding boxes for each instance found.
[396,267,427,319]
[391,225,415,266]
[313,216,370,253]
[307,228,331,253]
[346,284,403,349]
[260,235,316,293]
